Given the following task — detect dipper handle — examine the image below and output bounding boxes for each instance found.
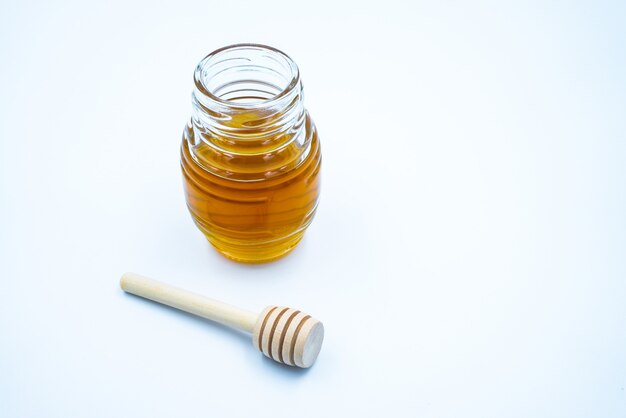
[120,272,324,368]
[120,272,257,332]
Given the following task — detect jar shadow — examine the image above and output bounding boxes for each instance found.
[204,235,308,273]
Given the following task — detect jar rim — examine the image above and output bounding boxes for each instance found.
[194,43,300,109]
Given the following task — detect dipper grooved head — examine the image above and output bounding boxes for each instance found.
[252,306,324,368]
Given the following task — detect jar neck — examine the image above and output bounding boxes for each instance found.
[190,44,306,154]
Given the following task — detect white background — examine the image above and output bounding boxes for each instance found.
[1,0,625,416]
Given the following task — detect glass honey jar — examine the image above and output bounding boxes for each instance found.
[181,44,322,263]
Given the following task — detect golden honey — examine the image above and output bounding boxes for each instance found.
[180,44,321,263]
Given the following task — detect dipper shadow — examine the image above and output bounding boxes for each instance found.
[123,291,314,377]
[258,353,313,377]
[123,291,249,345]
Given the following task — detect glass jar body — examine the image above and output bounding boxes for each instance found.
[180,44,321,263]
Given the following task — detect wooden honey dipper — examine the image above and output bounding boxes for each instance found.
[120,272,324,368]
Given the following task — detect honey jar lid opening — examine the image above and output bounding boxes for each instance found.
[194,43,300,109]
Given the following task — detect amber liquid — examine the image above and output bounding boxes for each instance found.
[181,113,321,263]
